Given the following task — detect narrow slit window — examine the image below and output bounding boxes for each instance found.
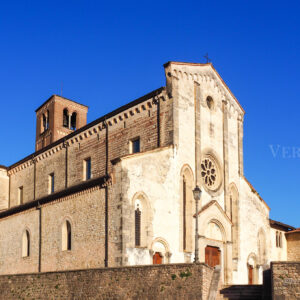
[42,114,47,132]
[49,173,55,194]
[279,232,282,248]
[67,221,72,250]
[22,230,30,257]
[135,206,141,247]
[71,112,77,130]
[63,109,69,128]
[62,220,72,251]
[45,110,50,130]
[84,158,91,180]
[18,186,23,205]
[130,137,140,154]
[183,176,186,251]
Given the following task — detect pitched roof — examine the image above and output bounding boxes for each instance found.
[35,94,89,112]
[285,228,300,234]
[269,219,295,232]
[194,200,233,225]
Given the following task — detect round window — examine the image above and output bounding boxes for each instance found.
[201,155,222,192]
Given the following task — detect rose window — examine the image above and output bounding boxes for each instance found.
[201,158,217,188]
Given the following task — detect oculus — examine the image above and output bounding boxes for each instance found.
[201,155,222,192]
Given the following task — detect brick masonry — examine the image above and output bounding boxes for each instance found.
[271,262,300,300]
[8,88,172,206]
[0,263,213,300]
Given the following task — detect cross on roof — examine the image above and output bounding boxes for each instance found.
[204,53,211,63]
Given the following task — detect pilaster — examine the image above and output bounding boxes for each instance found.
[222,100,230,217]
[237,114,244,177]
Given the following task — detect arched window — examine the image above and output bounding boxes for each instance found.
[62,220,72,251]
[63,109,69,128]
[45,110,50,130]
[71,112,77,130]
[42,113,47,131]
[135,204,141,246]
[132,193,152,249]
[276,231,279,247]
[41,111,50,132]
[22,230,30,257]
[279,232,282,248]
[183,175,187,250]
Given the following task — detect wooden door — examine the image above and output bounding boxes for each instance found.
[153,252,163,264]
[248,265,253,285]
[205,246,221,267]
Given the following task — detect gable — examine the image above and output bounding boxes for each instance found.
[164,61,245,117]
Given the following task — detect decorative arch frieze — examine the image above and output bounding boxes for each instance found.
[170,65,244,119]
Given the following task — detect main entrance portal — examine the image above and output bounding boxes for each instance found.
[205,246,221,268]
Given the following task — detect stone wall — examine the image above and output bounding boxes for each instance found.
[0,263,213,300]
[0,182,123,274]
[286,231,300,261]
[271,262,300,300]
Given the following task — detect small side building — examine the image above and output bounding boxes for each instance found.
[286,228,300,261]
[269,219,295,262]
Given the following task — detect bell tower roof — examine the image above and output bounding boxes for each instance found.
[35,95,88,113]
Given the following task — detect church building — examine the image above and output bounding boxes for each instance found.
[0,61,297,284]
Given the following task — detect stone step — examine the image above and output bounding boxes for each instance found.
[219,285,263,300]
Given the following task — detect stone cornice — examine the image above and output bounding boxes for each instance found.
[243,176,270,211]
[111,145,173,165]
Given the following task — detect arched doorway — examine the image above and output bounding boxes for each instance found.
[248,264,254,284]
[247,253,258,284]
[151,238,171,264]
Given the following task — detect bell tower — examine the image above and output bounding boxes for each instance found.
[35,95,88,151]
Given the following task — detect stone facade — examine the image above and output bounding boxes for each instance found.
[0,61,297,285]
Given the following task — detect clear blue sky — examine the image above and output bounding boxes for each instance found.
[0,1,299,227]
